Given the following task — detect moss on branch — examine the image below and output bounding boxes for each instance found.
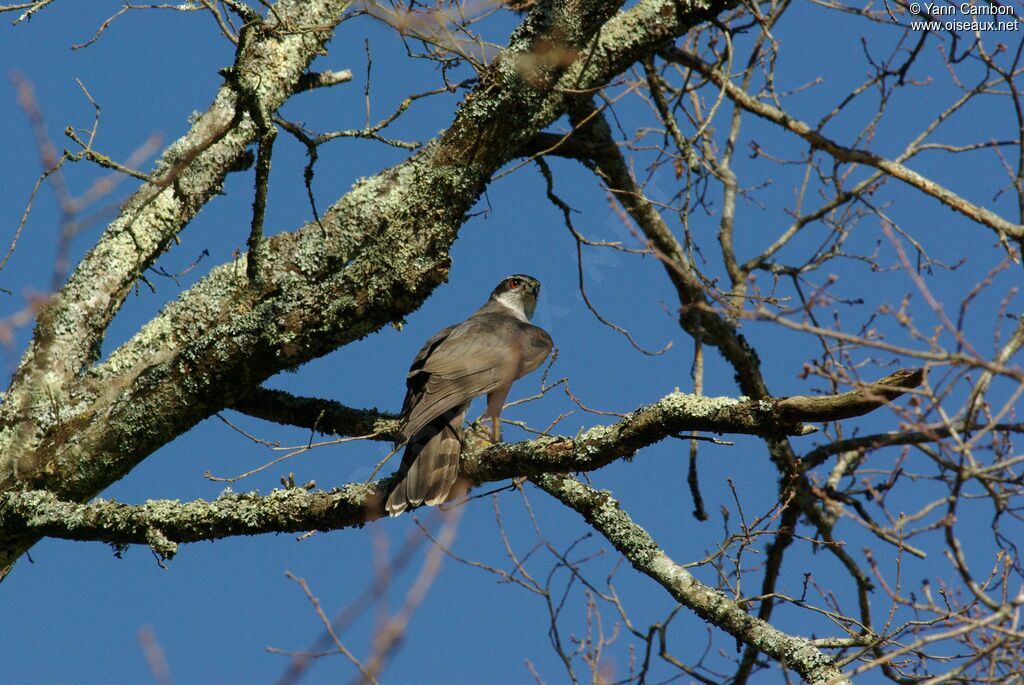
[533,474,851,685]
[0,374,919,563]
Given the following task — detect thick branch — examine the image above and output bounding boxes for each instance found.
[775,368,925,422]
[0,379,919,555]
[533,473,850,685]
[0,487,378,560]
[0,0,353,445]
[230,387,400,440]
[465,374,922,482]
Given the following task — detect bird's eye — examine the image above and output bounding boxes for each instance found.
[508,278,521,289]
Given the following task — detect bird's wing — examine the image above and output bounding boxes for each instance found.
[399,323,458,424]
[400,316,523,442]
[517,325,554,378]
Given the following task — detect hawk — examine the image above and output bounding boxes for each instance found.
[385,275,553,516]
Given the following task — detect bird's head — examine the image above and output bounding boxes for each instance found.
[490,274,541,321]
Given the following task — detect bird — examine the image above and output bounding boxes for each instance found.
[385,275,553,516]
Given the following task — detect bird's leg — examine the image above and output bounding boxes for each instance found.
[485,387,510,443]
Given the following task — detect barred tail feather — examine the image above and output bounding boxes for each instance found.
[385,406,467,516]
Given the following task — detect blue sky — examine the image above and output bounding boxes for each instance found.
[1,2,1021,683]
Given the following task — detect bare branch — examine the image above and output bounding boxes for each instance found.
[666,48,1024,243]
[533,473,851,685]
[775,368,925,423]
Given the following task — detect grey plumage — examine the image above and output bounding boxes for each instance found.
[385,275,553,516]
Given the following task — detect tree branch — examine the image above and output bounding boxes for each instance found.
[559,103,773,400]
[665,48,1024,243]
[546,102,887,656]
[295,69,353,92]
[802,419,1024,469]
[0,377,920,557]
[532,473,851,685]
[0,486,376,560]
[230,387,400,440]
[0,0,353,451]
[775,368,925,422]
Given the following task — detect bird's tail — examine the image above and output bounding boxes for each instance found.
[385,405,467,516]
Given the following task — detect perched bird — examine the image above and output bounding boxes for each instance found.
[385,275,553,516]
